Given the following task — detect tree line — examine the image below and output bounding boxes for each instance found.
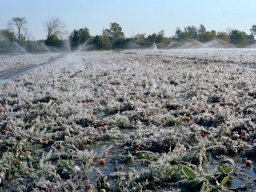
[174,25,254,46]
[1,16,256,52]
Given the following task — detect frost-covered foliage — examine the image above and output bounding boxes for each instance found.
[0,53,61,71]
[0,49,256,191]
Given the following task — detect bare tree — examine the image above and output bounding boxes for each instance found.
[8,17,27,44]
[44,17,66,39]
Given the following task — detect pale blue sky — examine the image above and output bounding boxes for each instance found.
[1,0,256,40]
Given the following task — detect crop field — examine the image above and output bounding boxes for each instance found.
[1,49,256,191]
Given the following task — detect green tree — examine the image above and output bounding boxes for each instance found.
[183,26,198,39]
[69,30,80,48]
[0,29,16,42]
[156,30,165,44]
[69,28,90,49]
[44,34,62,48]
[198,25,206,42]
[156,30,170,48]
[134,33,146,46]
[217,32,229,42]
[0,29,17,53]
[103,22,125,48]
[92,35,112,49]
[198,25,206,39]
[146,30,169,47]
[147,33,157,44]
[205,30,216,41]
[229,29,248,46]
[175,27,184,41]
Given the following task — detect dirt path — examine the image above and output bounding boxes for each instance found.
[0,64,37,80]
[0,54,65,84]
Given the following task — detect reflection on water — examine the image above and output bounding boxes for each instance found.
[208,162,256,190]
[232,165,256,189]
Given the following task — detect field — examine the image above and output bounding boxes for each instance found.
[1,49,256,191]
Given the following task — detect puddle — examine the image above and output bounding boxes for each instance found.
[232,164,256,190]
[249,166,256,178]
[208,161,256,190]
[232,177,244,189]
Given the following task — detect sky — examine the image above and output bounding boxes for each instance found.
[1,0,256,40]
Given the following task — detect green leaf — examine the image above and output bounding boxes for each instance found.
[223,167,233,174]
[200,180,211,192]
[220,175,231,186]
[59,160,71,169]
[182,166,197,180]
[200,182,205,192]
[217,165,224,174]
[217,165,233,174]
